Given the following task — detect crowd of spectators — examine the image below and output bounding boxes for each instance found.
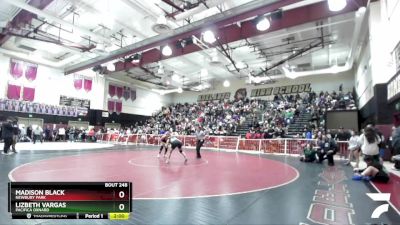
[121,99,265,136]
[246,90,356,139]
[2,124,98,143]
[97,89,356,139]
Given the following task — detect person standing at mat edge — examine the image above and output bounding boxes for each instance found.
[11,118,19,153]
[165,133,188,164]
[195,126,206,159]
[33,126,43,144]
[1,118,14,155]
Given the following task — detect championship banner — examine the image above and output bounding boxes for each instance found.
[59,96,90,109]
[84,78,93,92]
[0,99,83,117]
[387,41,400,102]
[25,62,38,81]
[395,41,400,73]
[10,59,38,81]
[250,83,312,97]
[7,83,21,100]
[123,87,131,101]
[73,75,83,90]
[388,71,400,102]
[10,59,24,79]
[197,92,230,102]
[131,89,136,101]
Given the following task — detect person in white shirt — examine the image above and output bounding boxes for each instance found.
[358,127,381,164]
[58,127,66,141]
[33,126,43,144]
[195,126,206,159]
[345,130,360,167]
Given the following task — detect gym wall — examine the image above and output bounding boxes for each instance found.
[172,70,355,104]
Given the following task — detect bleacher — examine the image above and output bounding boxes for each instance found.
[287,111,312,136]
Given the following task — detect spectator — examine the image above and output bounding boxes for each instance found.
[300,143,317,162]
[345,130,360,167]
[334,127,350,141]
[67,127,74,142]
[27,125,33,141]
[392,126,400,156]
[11,119,19,153]
[1,119,14,155]
[58,127,66,141]
[306,130,313,140]
[33,126,43,144]
[44,126,51,142]
[317,134,338,166]
[358,126,381,164]
[136,89,356,138]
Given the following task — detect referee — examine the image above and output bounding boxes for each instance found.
[195,126,206,159]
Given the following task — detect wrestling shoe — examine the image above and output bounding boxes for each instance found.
[352,175,363,180]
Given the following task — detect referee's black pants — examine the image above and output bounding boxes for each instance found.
[196,139,204,158]
[3,137,12,154]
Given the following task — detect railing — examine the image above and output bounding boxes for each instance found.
[94,134,350,159]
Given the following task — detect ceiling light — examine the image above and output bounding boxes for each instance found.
[171,73,180,82]
[328,0,347,12]
[282,66,297,79]
[166,80,170,85]
[253,76,262,83]
[105,45,118,52]
[177,87,183,93]
[236,61,246,69]
[223,80,230,87]
[106,63,115,71]
[201,68,208,77]
[356,6,366,17]
[192,36,198,45]
[331,64,341,74]
[256,17,270,31]
[158,67,164,74]
[203,30,216,44]
[64,30,82,43]
[162,45,172,56]
[156,16,167,25]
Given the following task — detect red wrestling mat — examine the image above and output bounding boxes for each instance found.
[371,173,400,214]
[8,150,298,199]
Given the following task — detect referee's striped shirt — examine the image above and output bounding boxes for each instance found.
[196,131,205,140]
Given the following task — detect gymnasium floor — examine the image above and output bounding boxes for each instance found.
[0,143,399,225]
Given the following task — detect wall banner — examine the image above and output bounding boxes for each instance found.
[250,83,312,97]
[197,92,230,102]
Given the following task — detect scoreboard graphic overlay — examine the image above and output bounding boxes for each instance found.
[8,182,132,220]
